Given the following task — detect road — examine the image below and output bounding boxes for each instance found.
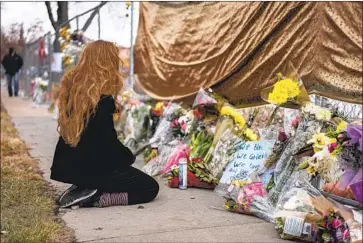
[1,87,287,243]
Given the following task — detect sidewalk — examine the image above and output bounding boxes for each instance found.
[1,87,286,243]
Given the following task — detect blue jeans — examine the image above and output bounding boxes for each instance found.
[6,72,19,96]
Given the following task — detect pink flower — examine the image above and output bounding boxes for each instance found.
[331,218,342,229]
[180,121,187,131]
[170,120,179,128]
[328,142,338,153]
[291,116,300,128]
[342,229,350,241]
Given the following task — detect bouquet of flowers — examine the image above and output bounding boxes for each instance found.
[222,178,275,222]
[261,61,310,109]
[160,142,190,175]
[192,88,217,108]
[322,123,363,203]
[207,128,240,179]
[170,110,196,138]
[274,178,362,242]
[204,104,259,163]
[189,129,213,160]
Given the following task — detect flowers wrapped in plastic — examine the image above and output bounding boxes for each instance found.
[192,88,217,108]
[142,140,179,177]
[222,177,276,222]
[214,139,276,221]
[207,128,240,179]
[322,123,363,203]
[273,177,362,242]
[204,104,259,163]
[160,142,190,175]
[189,129,213,160]
[148,103,183,148]
[123,103,152,150]
[171,110,197,138]
[268,102,331,204]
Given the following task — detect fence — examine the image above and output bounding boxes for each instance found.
[20,32,53,99]
[311,94,362,122]
[19,3,106,102]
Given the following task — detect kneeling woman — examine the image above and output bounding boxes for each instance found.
[51,40,159,208]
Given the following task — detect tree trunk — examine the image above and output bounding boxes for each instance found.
[53,2,70,53]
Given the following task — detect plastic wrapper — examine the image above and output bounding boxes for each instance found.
[284,108,300,136]
[149,103,182,148]
[223,180,276,222]
[238,104,285,137]
[273,177,362,242]
[192,88,217,108]
[213,139,275,221]
[268,115,324,204]
[189,129,213,160]
[160,142,190,174]
[142,140,179,176]
[204,116,234,163]
[207,128,240,179]
[123,103,151,149]
[322,168,363,203]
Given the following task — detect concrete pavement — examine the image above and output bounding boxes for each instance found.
[1,87,287,243]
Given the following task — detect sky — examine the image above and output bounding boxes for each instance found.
[1,1,140,47]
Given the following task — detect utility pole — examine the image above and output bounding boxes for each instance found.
[129,1,134,89]
[98,8,101,39]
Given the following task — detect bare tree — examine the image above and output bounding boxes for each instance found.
[45,1,107,52]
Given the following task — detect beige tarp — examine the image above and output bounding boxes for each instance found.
[134,2,362,106]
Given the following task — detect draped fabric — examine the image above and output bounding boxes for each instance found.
[134,2,362,106]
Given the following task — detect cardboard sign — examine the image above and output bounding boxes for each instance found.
[220,140,275,184]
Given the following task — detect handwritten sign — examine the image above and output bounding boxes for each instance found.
[219,140,275,184]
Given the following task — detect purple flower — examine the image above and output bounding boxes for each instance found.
[346,124,362,152]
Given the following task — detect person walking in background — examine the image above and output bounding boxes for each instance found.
[1,47,23,97]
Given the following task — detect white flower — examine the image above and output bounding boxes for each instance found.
[302,103,315,114]
[315,107,331,121]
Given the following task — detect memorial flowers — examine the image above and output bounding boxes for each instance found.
[268,77,300,105]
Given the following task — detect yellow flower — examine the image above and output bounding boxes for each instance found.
[308,133,330,149]
[220,106,246,128]
[155,102,164,111]
[231,180,249,188]
[244,128,258,141]
[268,91,288,105]
[268,78,300,105]
[307,166,317,176]
[336,121,348,133]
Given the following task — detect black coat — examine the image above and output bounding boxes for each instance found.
[1,53,23,76]
[51,95,136,185]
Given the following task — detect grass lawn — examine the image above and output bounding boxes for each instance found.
[0,102,75,243]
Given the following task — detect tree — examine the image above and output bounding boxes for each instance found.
[1,21,43,60]
[45,1,107,52]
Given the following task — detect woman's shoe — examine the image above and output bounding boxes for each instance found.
[59,187,98,208]
[57,185,78,205]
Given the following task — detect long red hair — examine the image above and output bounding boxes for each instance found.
[58,40,123,146]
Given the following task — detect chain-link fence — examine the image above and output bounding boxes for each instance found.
[20,32,53,100]
[311,94,362,122]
